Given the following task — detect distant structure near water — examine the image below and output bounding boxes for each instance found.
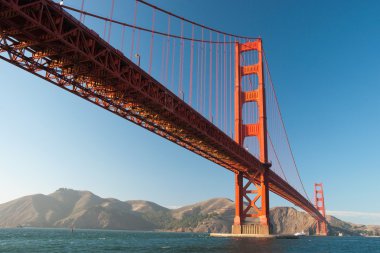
[314,183,327,235]
[0,0,328,237]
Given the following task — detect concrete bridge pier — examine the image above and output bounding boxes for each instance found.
[232,223,269,235]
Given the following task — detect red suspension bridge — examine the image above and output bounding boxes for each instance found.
[0,0,327,235]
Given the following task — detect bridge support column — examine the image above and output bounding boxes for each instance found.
[232,39,270,235]
[232,171,270,235]
[315,183,328,236]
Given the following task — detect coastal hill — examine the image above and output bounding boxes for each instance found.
[0,188,378,236]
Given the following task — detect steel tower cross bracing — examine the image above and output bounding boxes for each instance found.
[315,183,328,235]
[0,0,328,233]
[232,40,270,235]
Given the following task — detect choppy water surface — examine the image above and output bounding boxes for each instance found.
[0,228,379,253]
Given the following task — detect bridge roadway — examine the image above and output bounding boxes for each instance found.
[0,0,325,222]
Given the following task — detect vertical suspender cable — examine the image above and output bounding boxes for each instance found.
[196,41,201,110]
[148,8,156,74]
[189,24,194,106]
[221,36,224,131]
[121,25,126,52]
[160,37,166,81]
[165,16,171,85]
[136,29,141,57]
[200,28,204,114]
[102,13,107,38]
[229,36,233,137]
[198,28,202,114]
[215,33,219,126]
[203,31,207,116]
[220,37,224,130]
[223,35,227,132]
[171,39,176,90]
[79,0,85,22]
[179,19,184,98]
[130,0,138,59]
[209,31,212,120]
[263,50,310,201]
[107,0,115,43]
[267,133,287,181]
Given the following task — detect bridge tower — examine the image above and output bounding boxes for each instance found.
[314,183,328,235]
[232,39,270,235]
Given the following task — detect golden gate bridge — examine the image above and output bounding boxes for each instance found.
[0,0,327,235]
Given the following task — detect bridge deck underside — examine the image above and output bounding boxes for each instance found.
[0,0,325,222]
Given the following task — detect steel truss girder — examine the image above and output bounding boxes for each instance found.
[0,0,262,176]
[0,0,326,224]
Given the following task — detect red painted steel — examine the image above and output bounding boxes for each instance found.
[0,0,326,226]
[233,40,269,233]
[315,183,328,235]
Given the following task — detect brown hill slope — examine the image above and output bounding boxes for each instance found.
[0,188,378,235]
[0,188,155,230]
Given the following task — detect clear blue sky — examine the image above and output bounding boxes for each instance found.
[1,0,380,225]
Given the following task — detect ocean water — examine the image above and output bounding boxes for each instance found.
[0,228,379,253]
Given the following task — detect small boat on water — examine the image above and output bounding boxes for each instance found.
[294,231,306,236]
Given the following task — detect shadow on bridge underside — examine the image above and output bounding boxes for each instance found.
[0,0,325,223]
